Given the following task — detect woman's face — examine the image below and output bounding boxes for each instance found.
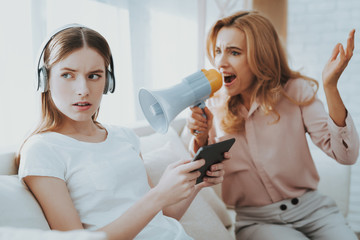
[214,27,255,98]
[49,47,106,123]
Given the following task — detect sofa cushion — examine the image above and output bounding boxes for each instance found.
[0,175,50,230]
[142,140,192,185]
[139,125,186,155]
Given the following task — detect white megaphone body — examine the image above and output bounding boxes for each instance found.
[139,69,222,134]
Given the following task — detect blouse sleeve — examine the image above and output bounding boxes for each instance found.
[18,135,66,181]
[293,79,359,165]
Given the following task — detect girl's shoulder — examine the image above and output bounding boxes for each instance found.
[105,124,138,140]
[104,124,140,151]
[22,133,53,151]
[20,132,60,159]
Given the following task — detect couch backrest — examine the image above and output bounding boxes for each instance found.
[130,118,186,137]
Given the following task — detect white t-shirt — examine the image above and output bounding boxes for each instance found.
[18,125,192,240]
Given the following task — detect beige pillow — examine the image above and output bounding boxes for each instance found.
[143,140,191,184]
[0,175,50,230]
[139,126,185,155]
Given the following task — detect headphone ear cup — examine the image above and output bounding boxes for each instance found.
[104,70,115,94]
[103,71,109,94]
[38,66,49,93]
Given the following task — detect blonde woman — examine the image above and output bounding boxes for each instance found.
[17,24,227,240]
[187,11,359,240]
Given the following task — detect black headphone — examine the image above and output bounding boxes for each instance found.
[36,23,115,94]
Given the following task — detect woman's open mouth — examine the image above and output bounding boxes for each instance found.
[224,74,236,85]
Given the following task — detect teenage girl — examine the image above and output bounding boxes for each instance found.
[18,24,227,240]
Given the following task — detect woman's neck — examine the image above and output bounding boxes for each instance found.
[241,93,252,111]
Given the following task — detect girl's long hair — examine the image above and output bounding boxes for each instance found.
[206,11,318,134]
[16,26,112,166]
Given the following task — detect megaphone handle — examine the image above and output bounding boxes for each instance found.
[195,101,207,118]
[194,101,206,134]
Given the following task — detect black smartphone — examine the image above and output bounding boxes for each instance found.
[192,138,235,184]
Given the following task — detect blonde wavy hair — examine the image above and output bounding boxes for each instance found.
[16,26,112,166]
[206,11,318,134]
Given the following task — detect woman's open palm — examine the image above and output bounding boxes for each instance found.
[322,29,355,88]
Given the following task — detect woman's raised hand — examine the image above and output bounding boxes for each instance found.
[322,29,355,89]
[187,106,213,147]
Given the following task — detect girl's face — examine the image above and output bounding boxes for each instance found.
[214,27,255,98]
[49,47,106,123]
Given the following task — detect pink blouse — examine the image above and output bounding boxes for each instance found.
[206,78,359,208]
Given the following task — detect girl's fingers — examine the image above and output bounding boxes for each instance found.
[177,159,205,173]
[188,170,201,181]
[168,159,191,169]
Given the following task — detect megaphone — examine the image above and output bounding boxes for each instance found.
[139,69,222,134]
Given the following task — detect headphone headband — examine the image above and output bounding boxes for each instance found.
[36,23,115,94]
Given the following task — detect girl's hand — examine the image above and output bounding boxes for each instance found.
[196,152,230,188]
[153,159,205,208]
[322,29,355,89]
[187,106,213,147]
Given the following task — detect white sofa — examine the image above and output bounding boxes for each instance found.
[0,118,354,239]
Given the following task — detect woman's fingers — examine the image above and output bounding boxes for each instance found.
[190,107,207,122]
[203,107,213,121]
[223,152,231,160]
[203,175,224,185]
[330,43,341,61]
[346,29,355,57]
[206,169,225,177]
